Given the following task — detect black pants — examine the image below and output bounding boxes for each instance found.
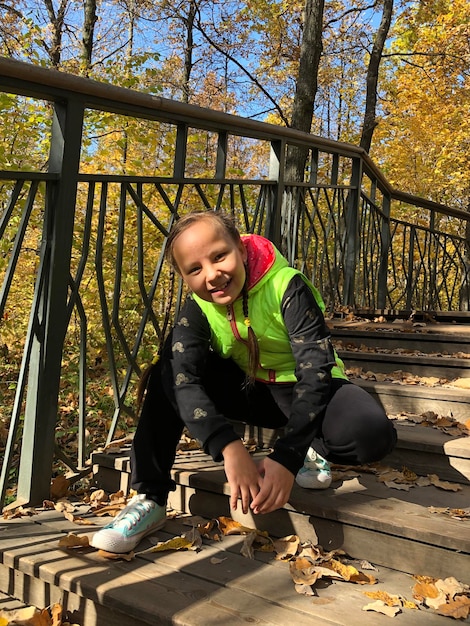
[131,352,397,505]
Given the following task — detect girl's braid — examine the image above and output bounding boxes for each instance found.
[242,264,260,383]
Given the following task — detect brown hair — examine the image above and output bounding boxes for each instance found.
[166,210,260,382]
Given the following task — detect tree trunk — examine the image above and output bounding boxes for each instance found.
[43,0,68,67]
[359,0,394,153]
[82,0,97,74]
[182,0,197,104]
[285,0,325,182]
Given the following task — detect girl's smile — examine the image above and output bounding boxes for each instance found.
[172,219,247,305]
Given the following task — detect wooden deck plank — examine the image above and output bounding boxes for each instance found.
[2,508,469,625]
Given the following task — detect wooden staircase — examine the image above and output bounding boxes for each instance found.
[1,318,469,625]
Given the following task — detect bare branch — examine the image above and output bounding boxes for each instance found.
[193,12,290,126]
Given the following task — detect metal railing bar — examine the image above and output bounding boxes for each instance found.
[65,182,95,318]
[94,182,120,411]
[0,172,58,181]
[0,230,49,505]
[81,174,276,185]
[0,180,40,318]
[0,180,24,239]
[196,183,218,210]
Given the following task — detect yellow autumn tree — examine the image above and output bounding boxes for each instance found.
[372,0,470,211]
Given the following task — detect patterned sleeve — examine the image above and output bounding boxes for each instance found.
[169,295,240,461]
[268,274,337,474]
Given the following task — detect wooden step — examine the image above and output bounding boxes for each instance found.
[91,424,470,582]
[337,349,470,378]
[329,320,470,355]
[352,379,470,424]
[2,509,467,626]
[92,424,470,492]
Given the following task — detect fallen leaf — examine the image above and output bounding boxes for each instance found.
[240,532,256,559]
[98,549,135,561]
[0,606,52,625]
[435,577,468,600]
[58,533,90,549]
[54,500,75,513]
[322,559,376,584]
[449,378,470,389]
[384,481,411,491]
[0,607,37,623]
[415,476,431,487]
[273,535,300,560]
[360,560,378,572]
[216,516,256,535]
[139,530,202,553]
[50,475,70,500]
[297,544,323,561]
[427,474,462,492]
[63,511,97,526]
[93,503,126,517]
[50,603,62,626]
[109,490,126,502]
[89,489,107,506]
[295,583,315,596]
[362,600,401,617]
[436,595,470,619]
[289,557,326,585]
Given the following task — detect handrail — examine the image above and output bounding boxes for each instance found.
[2,56,468,223]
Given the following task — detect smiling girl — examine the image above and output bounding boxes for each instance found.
[91,210,397,553]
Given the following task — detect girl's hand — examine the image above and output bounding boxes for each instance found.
[222,440,263,514]
[250,457,294,515]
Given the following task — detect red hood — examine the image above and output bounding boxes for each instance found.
[241,234,276,290]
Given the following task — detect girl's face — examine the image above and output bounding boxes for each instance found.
[172,219,247,305]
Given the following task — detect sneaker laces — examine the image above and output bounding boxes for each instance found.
[111,496,154,531]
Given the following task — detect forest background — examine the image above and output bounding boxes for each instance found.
[0,0,469,495]
[1,0,469,208]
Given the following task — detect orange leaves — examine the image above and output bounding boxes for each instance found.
[362,575,470,618]
[412,575,470,619]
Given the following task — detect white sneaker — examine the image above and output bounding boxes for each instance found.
[295,448,332,489]
[90,494,167,553]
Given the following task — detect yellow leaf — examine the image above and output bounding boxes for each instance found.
[140,530,202,553]
[216,516,255,535]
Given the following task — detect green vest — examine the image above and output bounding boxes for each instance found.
[193,247,347,383]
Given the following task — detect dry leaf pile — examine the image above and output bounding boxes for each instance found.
[389,410,470,436]
[411,575,470,620]
[0,603,79,626]
[335,340,470,362]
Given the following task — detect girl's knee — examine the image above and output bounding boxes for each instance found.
[356,417,397,463]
